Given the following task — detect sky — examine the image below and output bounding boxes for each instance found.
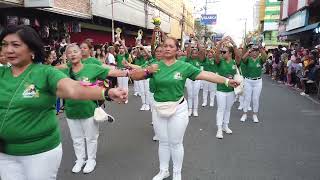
[190,0,258,45]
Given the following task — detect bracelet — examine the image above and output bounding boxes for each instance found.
[224,78,229,87]
[103,88,112,101]
[144,69,152,79]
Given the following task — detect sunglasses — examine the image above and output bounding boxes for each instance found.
[220,51,227,54]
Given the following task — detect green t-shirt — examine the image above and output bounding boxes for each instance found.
[115,53,129,69]
[178,56,188,62]
[61,64,110,119]
[216,58,237,92]
[186,58,202,69]
[82,57,102,66]
[244,57,263,78]
[0,64,67,155]
[151,60,202,102]
[240,61,248,78]
[205,58,217,73]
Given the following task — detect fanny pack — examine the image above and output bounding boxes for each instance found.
[154,97,184,118]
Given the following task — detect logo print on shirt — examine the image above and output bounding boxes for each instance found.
[257,63,261,68]
[232,65,236,70]
[80,77,90,83]
[22,84,39,98]
[174,72,183,80]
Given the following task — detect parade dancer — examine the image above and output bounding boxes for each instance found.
[240,46,267,123]
[186,48,203,117]
[202,50,217,107]
[129,37,239,180]
[60,44,130,174]
[0,25,128,180]
[215,36,241,139]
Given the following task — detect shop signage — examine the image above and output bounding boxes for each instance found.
[286,9,308,31]
[24,0,54,8]
[264,22,279,31]
[201,14,217,25]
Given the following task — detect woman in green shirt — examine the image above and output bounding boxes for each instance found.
[61,44,129,174]
[115,42,130,103]
[202,49,217,107]
[185,48,202,117]
[130,37,239,180]
[214,36,241,139]
[0,25,128,180]
[240,46,267,123]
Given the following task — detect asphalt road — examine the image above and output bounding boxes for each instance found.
[57,77,320,180]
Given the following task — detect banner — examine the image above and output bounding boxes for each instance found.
[201,14,217,25]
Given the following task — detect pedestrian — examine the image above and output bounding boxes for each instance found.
[0,25,128,180]
[240,45,267,123]
[214,36,241,139]
[129,37,239,180]
[60,44,129,174]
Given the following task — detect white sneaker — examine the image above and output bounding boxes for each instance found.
[152,170,170,180]
[240,114,247,122]
[248,106,252,111]
[125,100,128,104]
[72,160,85,173]
[83,159,96,174]
[202,102,207,107]
[216,129,223,139]
[173,172,182,180]
[253,114,259,123]
[238,105,243,110]
[152,135,159,141]
[188,109,192,116]
[140,104,146,111]
[145,105,150,111]
[193,110,198,117]
[222,127,233,134]
[209,101,214,107]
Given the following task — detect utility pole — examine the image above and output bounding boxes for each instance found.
[180,3,185,49]
[112,0,115,43]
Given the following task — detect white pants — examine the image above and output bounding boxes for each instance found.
[153,100,189,173]
[138,79,150,106]
[202,81,217,105]
[216,91,235,127]
[117,77,129,91]
[0,144,62,180]
[186,79,201,111]
[134,80,140,94]
[243,78,262,113]
[66,117,99,161]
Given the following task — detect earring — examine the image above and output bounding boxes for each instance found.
[31,54,35,60]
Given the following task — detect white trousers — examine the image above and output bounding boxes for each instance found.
[216,91,235,127]
[138,79,150,105]
[186,79,201,110]
[202,81,217,105]
[117,77,129,91]
[134,80,140,93]
[153,100,189,173]
[243,79,262,113]
[0,144,62,180]
[66,117,99,161]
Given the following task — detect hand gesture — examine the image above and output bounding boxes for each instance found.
[228,79,240,88]
[108,87,128,103]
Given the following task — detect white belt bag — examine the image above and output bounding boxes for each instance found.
[154,97,184,118]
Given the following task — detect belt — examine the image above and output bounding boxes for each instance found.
[179,98,185,104]
[246,77,261,80]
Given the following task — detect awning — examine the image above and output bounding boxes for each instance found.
[279,22,320,36]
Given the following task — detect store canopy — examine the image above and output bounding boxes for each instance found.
[279,22,320,36]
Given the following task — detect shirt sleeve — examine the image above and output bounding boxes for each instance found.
[46,66,68,95]
[94,65,110,79]
[185,63,202,81]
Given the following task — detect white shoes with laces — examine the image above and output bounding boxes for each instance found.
[222,127,233,134]
[216,129,223,139]
[240,114,247,122]
[152,170,170,180]
[253,114,259,123]
[193,110,198,117]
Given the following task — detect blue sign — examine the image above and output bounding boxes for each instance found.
[201,14,217,25]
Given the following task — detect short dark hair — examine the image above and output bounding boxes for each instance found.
[0,25,45,63]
